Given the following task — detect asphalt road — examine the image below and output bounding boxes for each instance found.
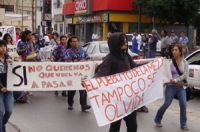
[7,90,200,132]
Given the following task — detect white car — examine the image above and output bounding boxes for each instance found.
[126,34,161,53]
[185,49,200,90]
[83,41,140,61]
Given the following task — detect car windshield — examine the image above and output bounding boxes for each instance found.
[99,43,110,53]
[186,51,200,64]
[86,43,96,54]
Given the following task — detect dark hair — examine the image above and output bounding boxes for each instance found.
[0,40,7,46]
[118,34,127,48]
[60,35,67,41]
[16,28,21,31]
[181,31,185,34]
[53,32,59,37]
[173,44,184,57]
[3,33,12,43]
[21,30,32,42]
[163,30,168,35]
[35,35,40,44]
[67,36,78,49]
[0,32,2,37]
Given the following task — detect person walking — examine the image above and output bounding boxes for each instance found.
[154,44,189,130]
[0,40,13,132]
[161,30,170,58]
[51,35,68,97]
[35,36,45,49]
[169,30,179,58]
[93,33,137,132]
[148,29,158,58]
[49,32,60,47]
[65,36,91,111]
[179,31,189,58]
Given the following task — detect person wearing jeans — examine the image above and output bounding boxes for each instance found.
[148,29,158,58]
[0,40,13,132]
[154,44,189,130]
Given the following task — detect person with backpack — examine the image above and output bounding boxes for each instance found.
[154,44,189,130]
[93,33,137,132]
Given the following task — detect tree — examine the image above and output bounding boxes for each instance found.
[134,0,200,29]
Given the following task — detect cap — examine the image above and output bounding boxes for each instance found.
[171,30,175,33]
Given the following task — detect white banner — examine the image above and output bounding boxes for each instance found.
[0,26,16,44]
[83,58,165,126]
[7,62,96,91]
[7,45,21,61]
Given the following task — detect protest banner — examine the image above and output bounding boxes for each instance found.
[0,26,16,44]
[7,45,21,61]
[83,58,165,126]
[7,61,96,91]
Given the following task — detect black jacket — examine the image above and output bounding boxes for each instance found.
[0,54,10,90]
[94,33,137,78]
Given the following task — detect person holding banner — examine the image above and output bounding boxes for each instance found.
[93,33,137,132]
[65,36,91,111]
[154,44,189,130]
[0,40,13,132]
[51,35,67,97]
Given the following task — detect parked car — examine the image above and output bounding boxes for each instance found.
[185,49,200,90]
[126,34,161,53]
[83,41,140,61]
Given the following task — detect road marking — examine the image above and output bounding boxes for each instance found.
[148,101,200,122]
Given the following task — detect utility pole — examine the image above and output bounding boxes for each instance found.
[32,0,34,32]
[22,0,23,30]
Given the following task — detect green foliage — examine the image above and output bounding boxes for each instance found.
[134,0,200,27]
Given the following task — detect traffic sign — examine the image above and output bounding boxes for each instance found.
[45,14,51,21]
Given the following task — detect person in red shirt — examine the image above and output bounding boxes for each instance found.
[16,28,21,41]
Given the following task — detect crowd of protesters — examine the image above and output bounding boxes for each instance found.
[0,27,190,132]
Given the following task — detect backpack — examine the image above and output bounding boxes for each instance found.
[95,54,133,74]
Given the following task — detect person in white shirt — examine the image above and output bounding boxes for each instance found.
[91,32,98,41]
[133,31,142,50]
[43,34,50,46]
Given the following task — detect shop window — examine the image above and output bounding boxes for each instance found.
[54,24,57,32]
[95,23,103,40]
[108,22,123,33]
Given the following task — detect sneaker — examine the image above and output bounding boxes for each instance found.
[61,92,68,97]
[54,91,58,96]
[3,125,6,132]
[68,105,73,110]
[81,105,91,111]
[26,92,33,96]
[154,120,163,127]
[181,126,189,130]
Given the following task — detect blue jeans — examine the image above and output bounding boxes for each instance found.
[148,50,156,58]
[154,85,187,128]
[184,51,188,58]
[0,91,13,132]
[13,91,24,101]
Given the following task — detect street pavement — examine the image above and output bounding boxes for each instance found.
[7,90,200,132]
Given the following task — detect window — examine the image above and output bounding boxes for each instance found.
[99,43,109,53]
[60,24,63,35]
[186,51,200,64]
[54,24,57,31]
[86,43,96,54]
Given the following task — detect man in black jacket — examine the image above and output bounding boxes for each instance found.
[94,33,137,132]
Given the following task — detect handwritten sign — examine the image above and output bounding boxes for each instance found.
[83,58,165,126]
[0,26,16,44]
[7,62,96,91]
[7,45,21,61]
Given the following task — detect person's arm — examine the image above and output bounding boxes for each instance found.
[148,36,155,44]
[50,47,58,61]
[83,49,90,60]
[17,42,28,55]
[166,37,170,50]
[174,60,189,83]
[64,51,73,62]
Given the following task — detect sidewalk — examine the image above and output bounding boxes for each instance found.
[7,122,20,132]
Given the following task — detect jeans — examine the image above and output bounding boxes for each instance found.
[0,91,13,132]
[169,45,174,59]
[154,85,187,127]
[148,50,156,58]
[68,90,87,106]
[161,48,168,58]
[142,46,148,59]
[13,91,24,101]
[109,111,137,132]
[184,51,188,58]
